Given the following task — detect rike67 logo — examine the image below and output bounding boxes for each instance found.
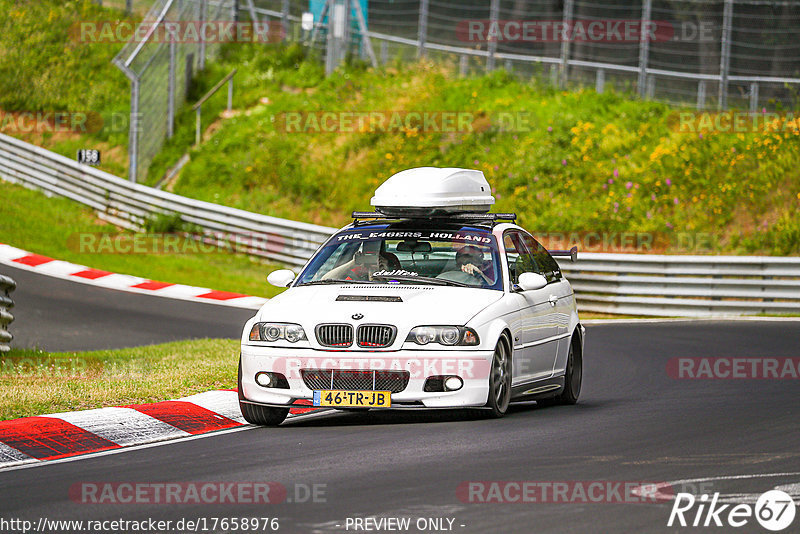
[669,490,796,531]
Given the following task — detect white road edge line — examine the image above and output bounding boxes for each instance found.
[583,316,800,325]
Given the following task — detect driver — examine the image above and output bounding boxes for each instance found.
[346,241,400,281]
[455,245,493,284]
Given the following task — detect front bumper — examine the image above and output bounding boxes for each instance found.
[240,345,494,409]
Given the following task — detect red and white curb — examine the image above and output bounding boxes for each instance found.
[0,391,327,469]
[0,243,267,310]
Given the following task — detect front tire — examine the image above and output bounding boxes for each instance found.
[485,337,512,417]
[238,358,289,426]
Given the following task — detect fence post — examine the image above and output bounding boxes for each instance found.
[129,78,140,182]
[199,0,207,70]
[646,75,655,99]
[325,0,350,74]
[228,77,234,111]
[417,0,429,58]
[637,0,652,98]
[126,0,132,14]
[749,82,759,112]
[232,0,239,23]
[195,107,202,146]
[697,80,706,110]
[718,0,733,110]
[167,39,176,138]
[486,0,499,71]
[380,40,388,64]
[282,0,290,38]
[596,68,605,94]
[559,0,574,88]
[459,54,467,76]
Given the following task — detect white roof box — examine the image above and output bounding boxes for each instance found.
[370,167,495,216]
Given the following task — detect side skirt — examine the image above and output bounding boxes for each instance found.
[510,375,565,401]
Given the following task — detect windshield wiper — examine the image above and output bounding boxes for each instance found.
[296,279,374,286]
[372,275,471,287]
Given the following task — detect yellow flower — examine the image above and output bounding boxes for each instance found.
[385,153,393,160]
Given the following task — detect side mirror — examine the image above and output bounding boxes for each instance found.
[267,269,295,288]
[517,272,548,291]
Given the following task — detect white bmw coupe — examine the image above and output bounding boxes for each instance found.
[239,167,584,425]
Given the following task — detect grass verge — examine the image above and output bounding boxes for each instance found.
[0,339,238,421]
[161,44,800,255]
[1,180,285,298]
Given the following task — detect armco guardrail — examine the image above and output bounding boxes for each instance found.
[0,133,336,268]
[2,132,800,317]
[557,254,800,317]
[0,274,15,352]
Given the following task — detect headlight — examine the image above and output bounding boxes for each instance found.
[405,326,480,346]
[249,322,308,343]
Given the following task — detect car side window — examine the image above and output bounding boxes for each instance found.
[503,231,539,285]
[521,233,562,283]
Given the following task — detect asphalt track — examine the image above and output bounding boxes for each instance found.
[1,263,253,351]
[1,267,799,533]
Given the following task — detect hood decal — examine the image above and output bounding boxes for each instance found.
[336,295,403,302]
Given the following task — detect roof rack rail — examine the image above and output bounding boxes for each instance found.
[352,211,517,222]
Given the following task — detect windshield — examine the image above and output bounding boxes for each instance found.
[296,227,503,290]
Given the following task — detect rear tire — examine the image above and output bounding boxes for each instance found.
[538,339,582,407]
[238,358,289,426]
[485,337,512,418]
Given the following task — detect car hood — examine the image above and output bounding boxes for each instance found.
[256,284,503,330]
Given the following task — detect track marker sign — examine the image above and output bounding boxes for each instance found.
[77,149,100,166]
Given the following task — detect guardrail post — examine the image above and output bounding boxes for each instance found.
[0,275,16,353]
[228,77,234,111]
[380,40,388,65]
[596,68,605,94]
[417,0,429,58]
[749,82,759,112]
[637,0,652,98]
[559,0,574,88]
[697,80,706,110]
[486,0,499,71]
[718,0,733,110]
[459,54,467,76]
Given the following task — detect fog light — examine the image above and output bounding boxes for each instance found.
[254,372,272,387]
[444,376,463,391]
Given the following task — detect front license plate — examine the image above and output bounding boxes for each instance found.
[313,390,391,408]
